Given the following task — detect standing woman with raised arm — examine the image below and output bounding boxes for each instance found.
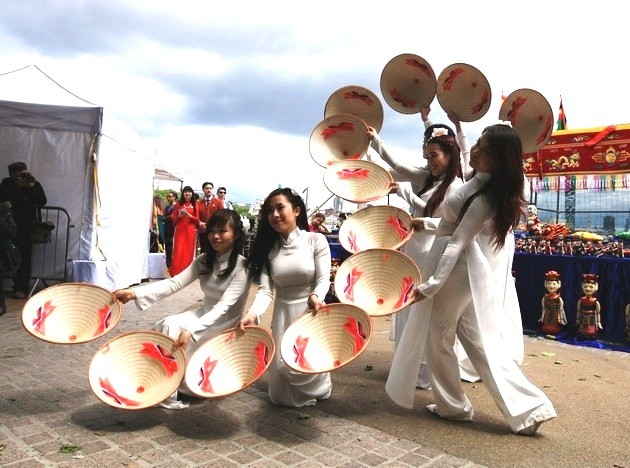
[386,124,556,435]
[367,126,463,389]
[239,187,332,407]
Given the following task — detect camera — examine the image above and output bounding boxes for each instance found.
[18,172,35,183]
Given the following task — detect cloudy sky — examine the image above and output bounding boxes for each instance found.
[1,0,628,208]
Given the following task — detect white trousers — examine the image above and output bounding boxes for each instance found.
[427,260,556,433]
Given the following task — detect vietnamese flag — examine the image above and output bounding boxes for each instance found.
[556,96,568,130]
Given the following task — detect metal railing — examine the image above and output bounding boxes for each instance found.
[28,206,72,295]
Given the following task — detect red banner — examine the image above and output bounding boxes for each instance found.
[522,124,630,177]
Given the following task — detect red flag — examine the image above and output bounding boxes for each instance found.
[557,97,567,130]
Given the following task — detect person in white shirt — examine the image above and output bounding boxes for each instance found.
[114,209,250,409]
[239,187,332,407]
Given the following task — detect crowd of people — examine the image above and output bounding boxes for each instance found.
[110,109,557,437]
[151,182,237,276]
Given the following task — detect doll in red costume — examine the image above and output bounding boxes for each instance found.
[539,271,566,335]
[576,273,602,339]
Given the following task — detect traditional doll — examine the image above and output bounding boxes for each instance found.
[526,205,542,236]
[576,273,602,339]
[539,270,566,335]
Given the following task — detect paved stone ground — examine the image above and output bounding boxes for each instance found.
[0,283,485,467]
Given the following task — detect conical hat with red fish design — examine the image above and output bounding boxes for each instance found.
[184,326,275,398]
[88,331,186,410]
[280,303,373,374]
[499,88,554,152]
[380,53,437,114]
[323,159,393,203]
[436,63,492,122]
[309,113,370,168]
[324,85,384,132]
[334,248,422,317]
[22,282,122,344]
[339,205,413,254]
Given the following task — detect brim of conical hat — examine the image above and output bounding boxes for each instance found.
[324,85,384,132]
[88,331,186,410]
[309,113,370,168]
[280,303,373,374]
[338,205,413,253]
[436,63,492,122]
[334,248,421,317]
[184,326,275,398]
[499,88,554,152]
[22,282,122,344]
[380,53,436,114]
[323,159,393,203]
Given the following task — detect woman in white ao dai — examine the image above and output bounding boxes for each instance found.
[240,188,332,408]
[114,210,250,409]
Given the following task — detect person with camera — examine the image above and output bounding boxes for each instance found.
[0,162,47,299]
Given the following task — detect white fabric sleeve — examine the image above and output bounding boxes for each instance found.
[397,182,426,213]
[424,119,433,129]
[418,197,491,298]
[133,257,202,310]
[186,263,250,340]
[311,233,332,301]
[370,137,430,186]
[247,268,274,321]
[420,217,441,232]
[457,130,471,170]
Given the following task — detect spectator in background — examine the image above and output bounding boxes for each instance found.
[151,196,166,252]
[216,186,233,210]
[170,186,201,276]
[197,182,223,254]
[309,212,330,234]
[164,191,178,267]
[0,162,47,299]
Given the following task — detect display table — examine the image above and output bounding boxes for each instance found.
[513,253,630,346]
[147,253,167,279]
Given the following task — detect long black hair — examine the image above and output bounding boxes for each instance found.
[245,187,308,281]
[202,209,245,278]
[416,134,462,216]
[178,185,198,217]
[456,124,525,249]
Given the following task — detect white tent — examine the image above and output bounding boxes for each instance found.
[0,66,155,290]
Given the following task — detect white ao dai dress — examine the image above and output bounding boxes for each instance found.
[132,251,250,408]
[247,228,332,407]
[386,173,556,434]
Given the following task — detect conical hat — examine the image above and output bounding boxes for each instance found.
[184,326,275,398]
[323,159,393,203]
[324,85,384,132]
[309,113,370,168]
[499,88,554,152]
[436,63,492,122]
[280,303,372,374]
[338,205,413,253]
[88,331,186,410]
[334,248,421,316]
[380,53,436,114]
[22,282,122,344]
